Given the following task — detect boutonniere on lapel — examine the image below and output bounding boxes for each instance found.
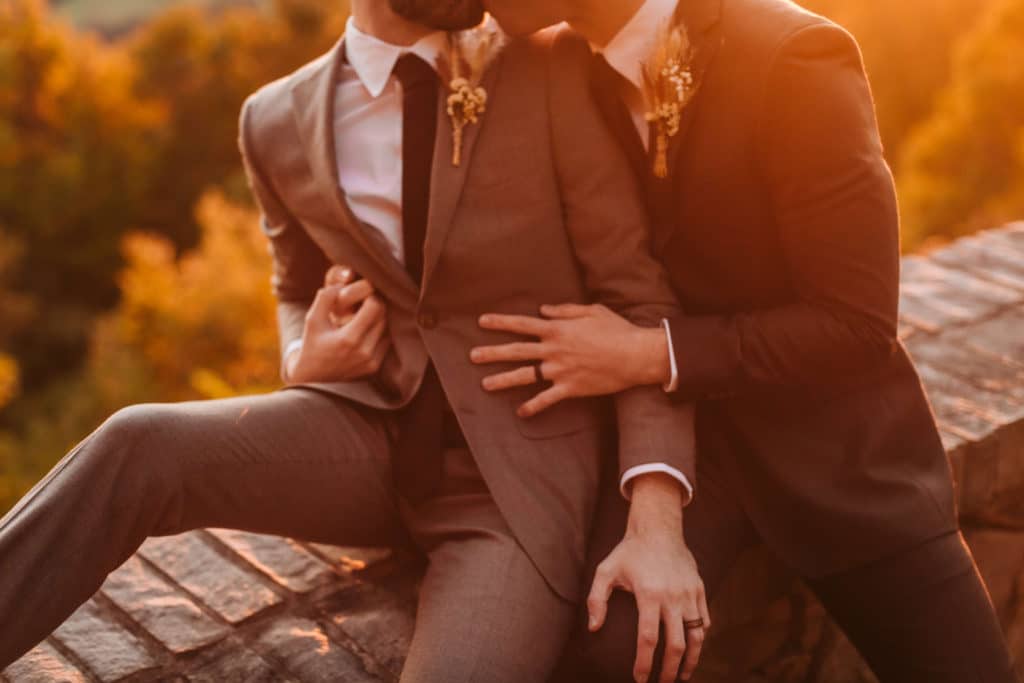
[445,18,505,167]
[641,20,700,179]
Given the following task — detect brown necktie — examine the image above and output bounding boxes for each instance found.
[391,54,449,505]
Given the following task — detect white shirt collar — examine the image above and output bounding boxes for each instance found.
[598,0,678,90]
[343,17,448,98]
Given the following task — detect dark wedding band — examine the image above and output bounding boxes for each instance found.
[534,363,546,384]
[683,618,705,630]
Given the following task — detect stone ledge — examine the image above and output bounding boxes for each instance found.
[4,223,1023,683]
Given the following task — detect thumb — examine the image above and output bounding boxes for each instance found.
[587,563,616,632]
[540,303,592,320]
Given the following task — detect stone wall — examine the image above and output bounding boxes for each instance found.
[3,224,1023,683]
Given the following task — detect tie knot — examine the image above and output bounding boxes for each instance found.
[394,54,438,90]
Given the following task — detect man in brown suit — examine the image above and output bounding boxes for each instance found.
[471,0,1019,681]
[0,1,694,680]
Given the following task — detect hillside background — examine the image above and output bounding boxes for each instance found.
[1,0,1022,513]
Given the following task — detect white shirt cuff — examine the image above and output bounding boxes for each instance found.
[282,338,304,383]
[620,464,694,507]
[661,318,680,393]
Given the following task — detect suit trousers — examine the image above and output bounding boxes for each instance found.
[567,455,1018,683]
[0,388,574,682]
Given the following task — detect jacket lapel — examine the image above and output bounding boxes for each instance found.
[648,0,723,251]
[590,69,649,181]
[664,0,723,181]
[420,54,504,292]
[289,37,419,303]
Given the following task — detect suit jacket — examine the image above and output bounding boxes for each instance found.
[238,29,694,600]
[587,0,958,578]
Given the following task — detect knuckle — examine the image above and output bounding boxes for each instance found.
[640,630,659,647]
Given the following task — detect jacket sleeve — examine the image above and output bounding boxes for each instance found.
[667,22,901,402]
[238,94,332,376]
[546,31,697,488]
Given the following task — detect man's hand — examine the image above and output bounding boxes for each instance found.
[588,475,710,683]
[286,267,390,384]
[469,303,671,418]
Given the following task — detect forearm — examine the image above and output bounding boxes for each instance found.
[627,473,685,539]
[666,299,897,402]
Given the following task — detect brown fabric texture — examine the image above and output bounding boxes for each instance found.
[0,391,573,681]
[238,30,696,600]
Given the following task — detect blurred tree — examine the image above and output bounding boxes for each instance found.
[0,354,18,410]
[89,191,280,406]
[802,0,997,168]
[0,191,280,512]
[898,0,1024,248]
[126,0,347,250]
[0,0,346,421]
[0,0,165,392]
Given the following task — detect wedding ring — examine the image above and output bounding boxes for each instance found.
[534,363,546,384]
[683,618,705,630]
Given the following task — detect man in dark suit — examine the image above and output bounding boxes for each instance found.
[471,0,1019,681]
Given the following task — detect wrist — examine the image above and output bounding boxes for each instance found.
[285,348,304,384]
[627,473,684,538]
[628,327,672,387]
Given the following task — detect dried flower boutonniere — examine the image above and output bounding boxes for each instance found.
[446,19,505,166]
[641,20,699,179]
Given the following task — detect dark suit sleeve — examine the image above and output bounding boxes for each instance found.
[238,95,331,370]
[546,30,697,487]
[667,23,901,401]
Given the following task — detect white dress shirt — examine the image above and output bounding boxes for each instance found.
[282,18,446,362]
[597,0,696,504]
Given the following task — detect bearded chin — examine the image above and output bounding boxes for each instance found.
[388,0,486,31]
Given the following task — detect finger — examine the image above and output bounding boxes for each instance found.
[678,593,711,681]
[698,591,711,634]
[586,564,616,632]
[478,313,552,338]
[325,265,356,287]
[481,366,538,392]
[518,383,570,418]
[341,294,386,341]
[471,342,546,365]
[307,285,344,330]
[634,600,660,683]
[334,280,375,313]
[360,314,388,354]
[680,621,706,681]
[328,310,356,328]
[539,303,593,320]
[660,608,687,683]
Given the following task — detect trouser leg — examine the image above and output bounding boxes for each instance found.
[810,531,1019,683]
[0,388,405,668]
[565,458,758,682]
[399,448,576,683]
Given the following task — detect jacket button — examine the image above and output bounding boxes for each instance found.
[418,311,438,330]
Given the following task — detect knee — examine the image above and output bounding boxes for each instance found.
[573,591,641,682]
[89,403,176,483]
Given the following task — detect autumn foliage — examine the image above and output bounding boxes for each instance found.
[0,0,1021,512]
